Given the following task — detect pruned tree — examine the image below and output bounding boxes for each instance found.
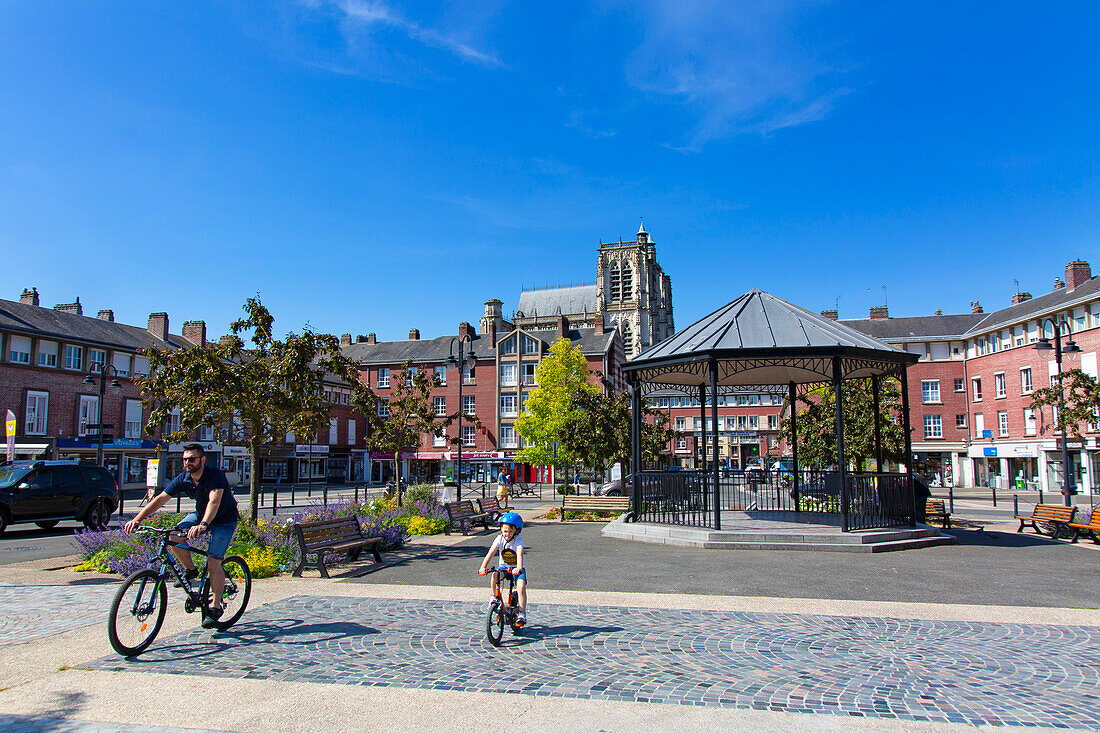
[558,379,678,478]
[1029,368,1100,438]
[780,378,906,470]
[515,338,599,467]
[139,297,372,523]
[358,360,470,505]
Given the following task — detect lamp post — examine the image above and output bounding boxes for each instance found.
[1034,318,1081,506]
[82,364,122,467]
[448,336,477,501]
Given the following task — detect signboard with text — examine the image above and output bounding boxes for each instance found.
[5,410,14,462]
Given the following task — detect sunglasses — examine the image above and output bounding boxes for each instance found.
[182,456,202,463]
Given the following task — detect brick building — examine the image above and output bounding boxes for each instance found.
[843,260,1100,496]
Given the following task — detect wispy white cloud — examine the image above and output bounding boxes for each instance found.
[325,0,502,68]
[565,111,618,139]
[620,0,849,149]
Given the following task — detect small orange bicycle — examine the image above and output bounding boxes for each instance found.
[478,564,523,646]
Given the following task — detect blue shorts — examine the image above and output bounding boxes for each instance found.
[498,565,527,583]
[176,512,236,559]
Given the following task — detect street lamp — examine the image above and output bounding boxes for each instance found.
[82,364,122,467]
[1034,318,1082,506]
[447,335,477,501]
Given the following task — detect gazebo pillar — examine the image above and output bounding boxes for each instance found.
[710,359,721,530]
[698,384,707,473]
[833,357,849,531]
[900,366,915,526]
[872,375,883,472]
[789,381,800,510]
[629,374,642,513]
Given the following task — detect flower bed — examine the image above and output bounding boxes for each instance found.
[72,488,450,578]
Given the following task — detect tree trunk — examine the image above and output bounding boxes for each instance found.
[248,438,261,524]
[393,457,403,506]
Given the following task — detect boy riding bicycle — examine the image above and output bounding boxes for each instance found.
[478,511,527,626]
[124,443,240,629]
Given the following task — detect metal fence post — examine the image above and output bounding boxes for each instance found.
[1013,494,1018,517]
[948,485,954,514]
[324,485,329,505]
[991,485,997,508]
[273,484,278,516]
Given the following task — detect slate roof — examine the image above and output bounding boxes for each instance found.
[965,277,1100,334]
[841,314,984,342]
[0,298,193,351]
[625,290,913,387]
[341,327,613,365]
[515,285,598,319]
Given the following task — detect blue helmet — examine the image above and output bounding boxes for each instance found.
[499,511,523,531]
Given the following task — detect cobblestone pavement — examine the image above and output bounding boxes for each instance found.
[0,715,231,733]
[88,595,1100,728]
[0,583,117,646]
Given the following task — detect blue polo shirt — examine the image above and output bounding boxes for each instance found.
[164,464,239,526]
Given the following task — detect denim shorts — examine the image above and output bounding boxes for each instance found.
[176,512,236,559]
[498,565,527,583]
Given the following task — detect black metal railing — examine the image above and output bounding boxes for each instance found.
[633,468,915,531]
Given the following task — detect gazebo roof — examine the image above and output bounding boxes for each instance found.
[624,289,917,390]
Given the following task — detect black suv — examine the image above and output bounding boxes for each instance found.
[0,461,118,533]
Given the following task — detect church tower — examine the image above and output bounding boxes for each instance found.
[595,220,675,358]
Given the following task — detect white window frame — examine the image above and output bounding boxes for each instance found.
[434,366,447,385]
[994,372,1006,399]
[329,418,338,445]
[1020,367,1033,394]
[377,399,389,417]
[377,368,390,388]
[997,410,1009,437]
[405,366,417,386]
[462,395,475,415]
[133,355,151,376]
[64,344,83,371]
[921,380,941,403]
[461,425,476,446]
[347,418,356,445]
[167,408,181,435]
[520,362,538,385]
[433,430,446,447]
[8,335,31,364]
[1023,408,1037,436]
[500,363,517,387]
[972,378,982,401]
[112,352,131,378]
[88,348,106,369]
[462,363,474,384]
[500,394,517,418]
[956,413,967,429]
[434,396,447,416]
[676,436,687,450]
[923,414,942,439]
[500,424,517,449]
[78,395,99,437]
[124,399,143,439]
[25,390,48,435]
[37,339,58,368]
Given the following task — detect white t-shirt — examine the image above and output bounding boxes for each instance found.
[490,534,525,568]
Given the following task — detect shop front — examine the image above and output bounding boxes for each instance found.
[58,437,164,488]
[295,444,328,482]
[1041,438,1092,497]
[969,443,1040,490]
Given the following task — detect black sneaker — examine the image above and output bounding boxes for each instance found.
[174,569,199,588]
[201,607,223,629]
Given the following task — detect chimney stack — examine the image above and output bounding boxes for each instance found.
[594,318,605,336]
[556,314,570,339]
[408,328,420,341]
[218,335,236,348]
[935,309,943,316]
[340,333,352,346]
[820,309,838,321]
[182,320,206,347]
[97,309,114,321]
[869,305,889,320]
[54,297,82,316]
[970,301,984,314]
[355,335,367,343]
[458,322,474,340]
[20,288,39,306]
[147,312,169,341]
[1066,260,1091,292]
[1011,292,1033,305]
[366,333,377,344]
[1053,278,1065,290]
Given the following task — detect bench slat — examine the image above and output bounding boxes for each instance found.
[292,517,383,578]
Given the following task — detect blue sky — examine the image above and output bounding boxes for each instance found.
[1,1,1098,341]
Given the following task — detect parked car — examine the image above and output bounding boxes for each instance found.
[594,477,632,496]
[0,461,117,533]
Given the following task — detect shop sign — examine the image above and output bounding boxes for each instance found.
[295,444,330,456]
[441,451,503,460]
[146,459,161,488]
[222,446,249,458]
[60,437,161,450]
[731,432,757,439]
[981,430,993,439]
[168,442,220,453]
[983,447,998,457]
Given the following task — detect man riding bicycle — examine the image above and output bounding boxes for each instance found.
[124,443,240,629]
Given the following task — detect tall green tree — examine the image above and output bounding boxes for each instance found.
[1029,368,1100,438]
[558,381,679,478]
[515,338,599,466]
[139,297,371,523]
[780,378,906,470]
[358,361,468,505]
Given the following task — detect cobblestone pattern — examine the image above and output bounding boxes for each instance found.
[0,715,230,732]
[90,596,1100,728]
[0,584,117,646]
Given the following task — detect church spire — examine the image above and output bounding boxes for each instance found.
[637,218,648,244]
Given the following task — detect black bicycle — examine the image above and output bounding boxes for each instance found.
[478,566,524,646]
[107,526,252,657]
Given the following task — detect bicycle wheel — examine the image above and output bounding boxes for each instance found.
[485,599,504,646]
[202,555,252,630]
[108,569,167,657]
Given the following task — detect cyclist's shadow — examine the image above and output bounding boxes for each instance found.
[132,618,380,662]
[500,623,624,647]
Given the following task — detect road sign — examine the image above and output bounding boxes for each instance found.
[5,410,14,462]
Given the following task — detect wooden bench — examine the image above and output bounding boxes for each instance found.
[924,498,951,528]
[1067,510,1100,544]
[444,500,494,535]
[292,517,383,578]
[560,495,631,521]
[477,496,504,522]
[1014,504,1076,539]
